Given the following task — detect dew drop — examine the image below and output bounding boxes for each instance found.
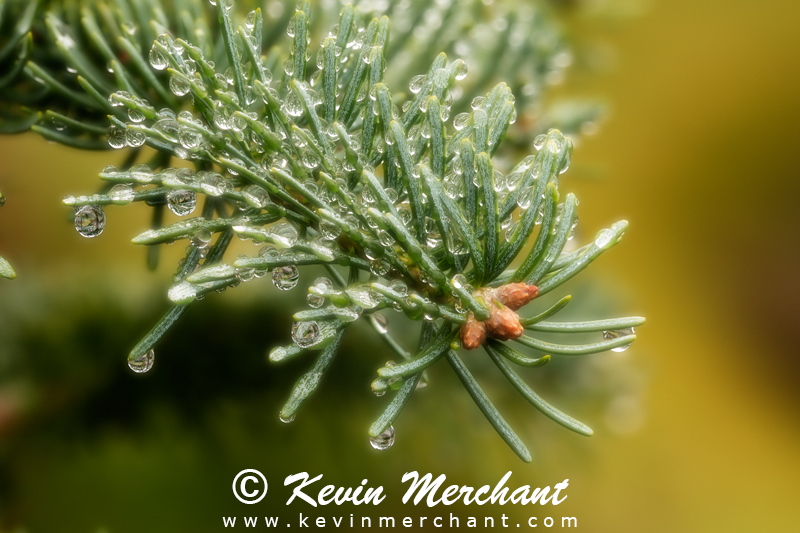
[603,327,635,352]
[179,127,201,149]
[190,228,212,249]
[292,321,321,347]
[455,61,468,80]
[128,107,145,123]
[453,112,470,131]
[167,190,196,216]
[107,125,127,148]
[242,185,271,208]
[169,75,191,96]
[272,265,299,290]
[130,164,154,183]
[74,205,105,238]
[280,413,295,423]
[319,220,340,240]
[108,183,134,205]
[199,172,228,196]
[451,273,468,290]
[128,349,155,373]
[369,426,395,450]
[408,75,425,94]
[370,313,389,334]
[269,222,298,247]
[149,47,168,70]
[125,129,146,147]
[370,259,389,276]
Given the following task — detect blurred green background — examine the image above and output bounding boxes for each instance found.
[1,0,799,531]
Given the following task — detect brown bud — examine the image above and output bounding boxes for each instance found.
[458,283,538,349]
[460,313,487,350]
[495,283,539,311]
[484,305,524,341]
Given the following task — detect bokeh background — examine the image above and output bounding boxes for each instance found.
[0,0,799,531]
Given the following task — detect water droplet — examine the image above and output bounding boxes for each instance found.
[470,96,484,110]
[190,228,212,249]
[285,92,303,116]
[154,119,180,142]
[178,127,201,149]
[108,184,134,205]
[292,321,321,347]
[280,413,295,423]
[319,220,340,240]
[74,205,105,238]
[370,313,389,334]
[269,222,298,247]
[149,47,168,70]
[236,254,256,282]
[603,327,635,352]
[107,125,127,148]
[272,265,299,290]
[408,75,425,94]
[307,292,325,308]
[199,172,228,196]
[128,107,145,123]
[213,105,234,130]
[125,129,146,147]
[516,185,534,209]
[169,75,191,96]
[165,190,195,216]
[453,112,470,131]
[369,426,395,450]
[128,349,155,373]
[378,231,394,247]
[242,185,271,208]
[451,274,468,290]
[455,61,468,80]
[370,259,389,276]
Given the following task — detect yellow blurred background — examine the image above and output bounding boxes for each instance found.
[0,0,798,531]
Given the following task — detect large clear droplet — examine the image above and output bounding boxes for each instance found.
[242,185,271,208]
[319,220,340,240]
[128,349,155,373]
[291,321,321,347]
[453,112,470,131]
[269,222,298,247]
[370,313,389,334]
[408,75,425,94]
[108,184,134,205]
[272,265,299,290]
[603,327,635,352]
[149,47,168,70]
[169,75,191,96]
[128,107,145,123]
[455,61,468,80]
[74,205,106,238]
[369,426,395,450]
[199,172,227,196]
[107,125,126,148]
[190,228,212,249]
[451,273,468,290]
[125,129,146,147]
